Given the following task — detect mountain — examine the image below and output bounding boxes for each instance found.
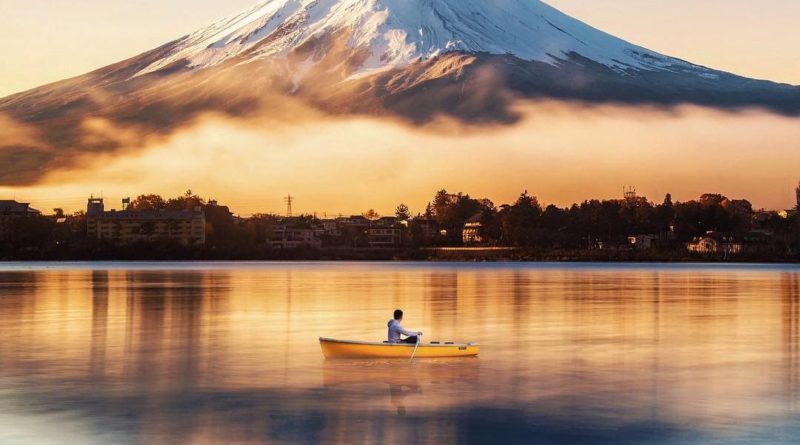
[1,0,799,184]
[134,0,693,77]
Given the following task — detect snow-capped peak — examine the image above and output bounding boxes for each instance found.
[136,0,687,78]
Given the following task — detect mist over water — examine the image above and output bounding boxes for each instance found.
[1,262,799,444]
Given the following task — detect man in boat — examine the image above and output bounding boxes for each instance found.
[388,309,423,344]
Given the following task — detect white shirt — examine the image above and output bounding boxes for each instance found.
[387,319,418,343]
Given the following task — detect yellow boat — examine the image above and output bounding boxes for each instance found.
[319,337,480,359]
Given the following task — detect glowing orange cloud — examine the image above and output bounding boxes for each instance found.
[3,101,799,215]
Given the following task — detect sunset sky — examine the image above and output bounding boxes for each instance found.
[1,0,799,215]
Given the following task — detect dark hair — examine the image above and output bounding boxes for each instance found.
[393,309,403,320]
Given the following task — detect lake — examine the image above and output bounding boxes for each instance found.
[1,262,799,444]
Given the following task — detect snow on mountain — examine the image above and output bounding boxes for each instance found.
[136,0,707,78]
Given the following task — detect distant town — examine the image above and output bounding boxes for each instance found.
[1,184,799,262]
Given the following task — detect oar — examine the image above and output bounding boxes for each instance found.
[410,334,422,361]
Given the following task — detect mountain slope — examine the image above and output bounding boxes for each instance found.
[135,0,712,79]
[1,0,799,185]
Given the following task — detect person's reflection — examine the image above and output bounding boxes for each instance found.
[323,360,423,416]
[323,359,480,418]
[388,371,422,417]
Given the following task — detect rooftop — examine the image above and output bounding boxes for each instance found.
[0,200,40,215]
[94,209,204,221]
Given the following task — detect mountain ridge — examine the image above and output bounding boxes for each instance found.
[133,0,716,80]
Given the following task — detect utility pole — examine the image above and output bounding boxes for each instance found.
[284,195,294,218]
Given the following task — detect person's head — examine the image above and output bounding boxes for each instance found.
[393,309,403,321]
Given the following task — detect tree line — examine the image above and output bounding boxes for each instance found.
[1,188,798,260]
[403,189,799,253]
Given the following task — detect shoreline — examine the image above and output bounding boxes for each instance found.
[1,246,798,264]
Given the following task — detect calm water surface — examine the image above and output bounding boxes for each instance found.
[1,262,799,444]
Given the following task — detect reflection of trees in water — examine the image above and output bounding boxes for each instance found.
[649,271,663,420]
[0,271,39,364]
[169,271,208,389]
[427,271,458,325]
[90,270,109,379]
[283,269,294,387]
[0,270,38,314]
[204,269,231,387]
[119,270,219,389]
[124,271,166,380]
[117,269,234,440]
[782,273,799,411]
[511,270,529,336]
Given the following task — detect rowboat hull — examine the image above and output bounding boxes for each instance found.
[319,338,480,359]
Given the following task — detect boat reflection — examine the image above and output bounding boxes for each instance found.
[322,359,480,416]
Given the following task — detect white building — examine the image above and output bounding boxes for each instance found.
[687,235,742,255]
[86,198,205,246]
[268,225,322,249]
